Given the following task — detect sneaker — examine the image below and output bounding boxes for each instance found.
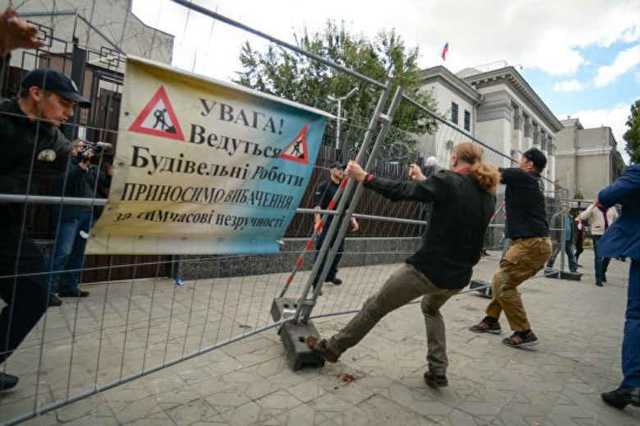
[48,294,63,307]
[305,336,340,363]
[0,372,19,391]
[327,277,343,285]
[601,387,640,410]
[502,331,538,348]
[58,289,90,298]
[595,281,604,287]
[469,317,502,334]
[423,371,448,388]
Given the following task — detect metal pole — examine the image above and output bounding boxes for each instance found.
[297,86,404,323]
[328,87,357,151]
[336,99,341,150]
[559,189,568,273]
[292,85,391,323]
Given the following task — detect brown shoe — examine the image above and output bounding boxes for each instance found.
[502,331,538,348]
[305,336,340,363]
[469,317,502,334]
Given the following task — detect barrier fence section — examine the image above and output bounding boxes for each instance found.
[0,2,568,424]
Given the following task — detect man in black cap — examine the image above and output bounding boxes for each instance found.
[0,8,91,391]
[313,161,359,287]
[469,148,551,348]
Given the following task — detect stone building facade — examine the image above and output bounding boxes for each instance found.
[555,118,625,200]
[419,66,564,195]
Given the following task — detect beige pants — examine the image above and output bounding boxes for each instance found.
[486,237,551,331]
[327,263,459,375]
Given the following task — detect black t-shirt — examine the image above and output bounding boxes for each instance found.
[365,170,496,289]
[500,167,549,239]
[314,179,340,210]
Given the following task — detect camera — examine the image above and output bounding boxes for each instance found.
[76,140,112,161]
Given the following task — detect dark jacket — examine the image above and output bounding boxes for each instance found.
[598,165,640,261]
[0,98,72,227]
[500,167,549,239]
[365,170,496,289]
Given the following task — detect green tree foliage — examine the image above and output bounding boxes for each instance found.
[235,22,437,152]
[623,99,640,164]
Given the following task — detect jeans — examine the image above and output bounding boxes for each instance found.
[326,264,459,375]
[486,237,551,331]
[49,209,93,294]
[546,240,578,272]
[592,235,611,283]
[622,259,640,389]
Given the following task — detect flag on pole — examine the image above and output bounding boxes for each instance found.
[441,42,449,61]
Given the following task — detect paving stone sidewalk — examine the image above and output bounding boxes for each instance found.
[3,249,639,425]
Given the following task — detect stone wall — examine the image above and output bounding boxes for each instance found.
[177,237,422,280]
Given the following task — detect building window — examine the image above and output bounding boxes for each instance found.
[451,102,458,124]
[464,110,471,131]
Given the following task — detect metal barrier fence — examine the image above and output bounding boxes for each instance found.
[0,2,572,424]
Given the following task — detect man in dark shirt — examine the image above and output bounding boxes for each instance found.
[469,148,552,348]
[307,143,498,388]
[0,9,91,391]
[313,161,358,286]
[49,148,108,299]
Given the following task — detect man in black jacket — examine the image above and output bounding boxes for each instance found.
[0,8,91,391]
[469,148,551,348]
[307,143,498,388]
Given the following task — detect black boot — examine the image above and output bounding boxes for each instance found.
[601,388,640,409]
[0,372,19,391]
[424,371,448,388]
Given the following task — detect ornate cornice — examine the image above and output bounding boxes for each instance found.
[419,66,482,104]
[463,67,563,132]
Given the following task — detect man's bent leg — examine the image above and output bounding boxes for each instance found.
[422,288,459,376]
[0,238,49,365]
[327,264,430,355]
[621,260,640,389]
[492,238,550,332]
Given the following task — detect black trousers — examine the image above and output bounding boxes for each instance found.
[313,221,345,287]
[0,226,49,365]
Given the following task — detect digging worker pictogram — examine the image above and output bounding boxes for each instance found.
[152,108,176,134]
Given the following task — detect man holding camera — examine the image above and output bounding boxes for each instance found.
[49,143,110,299]
[0,8,90,391]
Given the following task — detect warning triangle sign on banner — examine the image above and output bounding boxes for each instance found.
[128,86,185,141]
[280,125,309,164]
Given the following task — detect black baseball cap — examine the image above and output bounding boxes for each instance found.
[329,161,345,169]
[21,69,91,108]
[522,148,547,172]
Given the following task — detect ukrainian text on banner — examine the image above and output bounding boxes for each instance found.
[87,56,328,255]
